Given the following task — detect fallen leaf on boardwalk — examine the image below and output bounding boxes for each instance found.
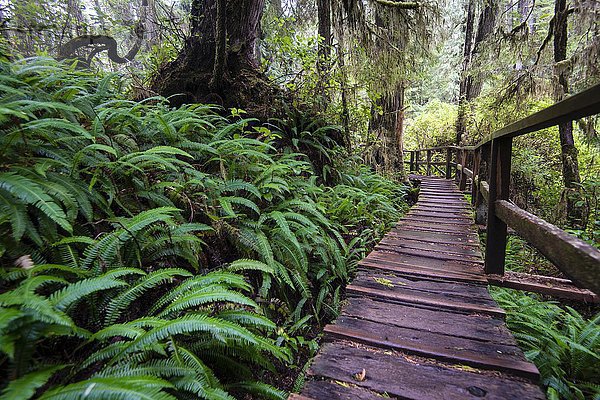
[353,368,366,381]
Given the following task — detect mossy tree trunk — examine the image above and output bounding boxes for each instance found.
[152,0,279,117]
[456,0,475,145]
[456,0,497,145]
[370,82,406,177]
[553,0,587,229]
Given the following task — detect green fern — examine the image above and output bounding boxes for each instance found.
[0,365,64,400]
[0,172,72,233]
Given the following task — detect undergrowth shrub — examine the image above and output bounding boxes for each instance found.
[0,57,407,398]
[491,288,600,400]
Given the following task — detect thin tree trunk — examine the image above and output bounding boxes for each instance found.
[395,82,406,179]
[553,0,586,228]
[456,0,497,144]
[144,0,161,49]
[468,0,498,98]
[317,0,331,109]
[456,0,475,145]
[337,44,351,151]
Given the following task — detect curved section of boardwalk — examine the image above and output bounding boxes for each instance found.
[291,176,545,400]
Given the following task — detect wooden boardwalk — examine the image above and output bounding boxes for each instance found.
[291,176,545,400]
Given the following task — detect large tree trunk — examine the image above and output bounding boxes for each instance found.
[553,0,586,229]
[370,83,406,177]
[152,0,276,116]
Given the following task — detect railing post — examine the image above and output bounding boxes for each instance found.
[410,151,415,172]
[471,149,481,206]
[454,150,460,184]
[445,148,452,179]
[458,149,467,191]
[475,143,491,225]
[415,151,420,174]
[426,150,432,176]
[484,137,513,275]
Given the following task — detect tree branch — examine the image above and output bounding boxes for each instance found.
[534,13,555,65]
[372,0,419,9]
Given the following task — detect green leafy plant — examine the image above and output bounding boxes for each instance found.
[491,288,600,400]
[0,57,407,398]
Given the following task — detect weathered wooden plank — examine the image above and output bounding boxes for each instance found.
[420,186,458,191]
[415,202,471,211]
[495,199,600,295]
[406,213,473,223]
[308,342,545,398]
[397,225,476,237]
[288,394,315,400]
[418,197,468,204]
[395,222,477,235]
[399,216,470,224]
[367,250,484,270]
[346,284,504,317]
[385,235,480,249]
[377,239,481,257]
[420,191,464,197]
[401,216,475,227]
[416,189,458,193]
[354,269,495,302]
[300,380,385,400]
[487,273,599,303]
[422,189,459,193]
[409,209,472,218]
[386,230,480,245]
[412,209,471,217]
[323,323,536,379]
[375,244,483,264]
[358,258,488,284]
[336,290,504,338]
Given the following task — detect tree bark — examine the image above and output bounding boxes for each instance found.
[469,0,498,98]
[209,0,226,90]
[456,0,475,145]
[336,38,351,151]
[370,82,405,176]
[152,0,275,114]
[317,0,332,109]
[456,0,498,144]
[553,0,586,229]
[186,0,264,71]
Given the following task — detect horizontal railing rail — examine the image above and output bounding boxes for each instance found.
[405,83,600,296]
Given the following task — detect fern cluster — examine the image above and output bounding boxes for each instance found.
[0,57,407,398]
[491,288,600,400]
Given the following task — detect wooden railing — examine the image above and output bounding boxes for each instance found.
[405,83,600,296]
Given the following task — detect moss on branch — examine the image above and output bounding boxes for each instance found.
[372,0,419,9]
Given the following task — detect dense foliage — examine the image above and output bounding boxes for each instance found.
[1,0,598,397]
[0,58,407,399]
[492,289,600,400]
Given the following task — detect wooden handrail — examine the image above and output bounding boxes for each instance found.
[495,200,600,294]
[408,82,600,154]
[405,83,600,295]
[476,83,600,149]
